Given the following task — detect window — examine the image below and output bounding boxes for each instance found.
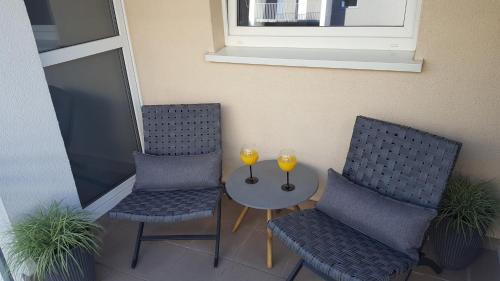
[224,0,422,50]
[24,0,119,52]
[44,50,141,207]
[24,0,142,208]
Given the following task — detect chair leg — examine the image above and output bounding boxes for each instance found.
[418,254,442,274]
[131,222,144,269]
[404,269,413,281]
[286,259,304,281]
[222,183,232,200]
[214,197,222,267]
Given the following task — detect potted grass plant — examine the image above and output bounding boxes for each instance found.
[8,202,101,281]
[431,176,500,270]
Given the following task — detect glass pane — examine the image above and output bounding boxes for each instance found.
[24,0,118,52]
[44,50,141,207]
[238,0,407,27]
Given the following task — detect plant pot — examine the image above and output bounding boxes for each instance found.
[44,248,95,281]
[430,219,482,270]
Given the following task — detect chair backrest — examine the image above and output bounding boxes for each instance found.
[142,104,221,156]
[342,116,461,209]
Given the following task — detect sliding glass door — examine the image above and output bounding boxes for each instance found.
[23,0,142,208]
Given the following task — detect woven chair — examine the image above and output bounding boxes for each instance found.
[269,116,462,281]
[109,104,223,268]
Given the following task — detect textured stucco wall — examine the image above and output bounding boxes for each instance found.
[0,1,80,277]
[0,0,79,226]
[123,0,500,237]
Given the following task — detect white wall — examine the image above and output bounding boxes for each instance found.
[0,0,80,279]
[0,199,12,281]
[125,0,500,238]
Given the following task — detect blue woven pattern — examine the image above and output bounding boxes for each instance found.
[142,104,221,156]
[109,187,221,223]
[109,104,222,224]
[269,209,415,281]
[342,116,461,209]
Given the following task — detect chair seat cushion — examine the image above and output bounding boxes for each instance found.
[269,209,416,281]
[317,169,436,260]
[108,187,221,223]
[133,151,221,191]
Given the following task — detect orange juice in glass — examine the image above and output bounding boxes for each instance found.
[240,146,259,184]
[277,149,297,191]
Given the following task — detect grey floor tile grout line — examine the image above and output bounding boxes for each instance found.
[97,199,500,281]
[163,239,288,279]
[411,271,451,281]
[97,238,474,281]
[96,261,150,281]
[99,246,284,281]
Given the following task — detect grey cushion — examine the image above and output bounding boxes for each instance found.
[133,151,221,191]
[317,169,437,260]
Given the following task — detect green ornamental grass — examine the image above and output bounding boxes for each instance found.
[8,202,101,280]
[436,175,500,240]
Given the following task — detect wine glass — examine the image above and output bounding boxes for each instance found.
[277,149,297,191]
[240,145,259,184]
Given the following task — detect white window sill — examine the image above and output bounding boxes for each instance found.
[205,46,423,73]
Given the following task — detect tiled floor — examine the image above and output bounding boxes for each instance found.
[97,196,499,281]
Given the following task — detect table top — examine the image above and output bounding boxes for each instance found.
[226,160,319,210]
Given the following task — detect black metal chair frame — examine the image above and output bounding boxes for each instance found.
[286,249,442,281]
[131,196,222,268]
[112,104,223,269]
[282,116,461,281]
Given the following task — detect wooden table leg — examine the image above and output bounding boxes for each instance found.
[232,206,249,232]
[267,209,273,268]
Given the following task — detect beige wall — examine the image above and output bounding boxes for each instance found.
[123,0,500,237]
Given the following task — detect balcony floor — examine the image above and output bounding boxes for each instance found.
[97,196,499,281]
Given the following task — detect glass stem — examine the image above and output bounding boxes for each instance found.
[250,165,253,178]
[287,171,290,186]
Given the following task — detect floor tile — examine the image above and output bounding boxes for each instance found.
[220,196,248,223]
[96,219,140,267]
[224,204,267,230]
[97,215,117,230]
[233,229,300,277]
[293,267,324,281]
[407,271,448,281]
[157,249,219,281]
[98,218,191,280]
[469,249,500,281]
[189,219,255,259]
[145,216,215,248]
[414,242,468,281]
[298,200,317,210]
[216,259,279,281]
[96,264,146,281]
[129,243,189,280]
[97,197,500,281]
[252,201,315,233]
[413,265,467,281]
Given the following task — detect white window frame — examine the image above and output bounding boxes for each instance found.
[37,0,143,218]
[223,0,422,50]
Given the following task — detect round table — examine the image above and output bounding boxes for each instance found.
[226,160,318,268]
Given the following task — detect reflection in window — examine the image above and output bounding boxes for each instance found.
[45,50,141,207]
[238,0,406,27]
[23,0,118,52]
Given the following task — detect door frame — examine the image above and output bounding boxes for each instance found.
[37,0,143,218]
